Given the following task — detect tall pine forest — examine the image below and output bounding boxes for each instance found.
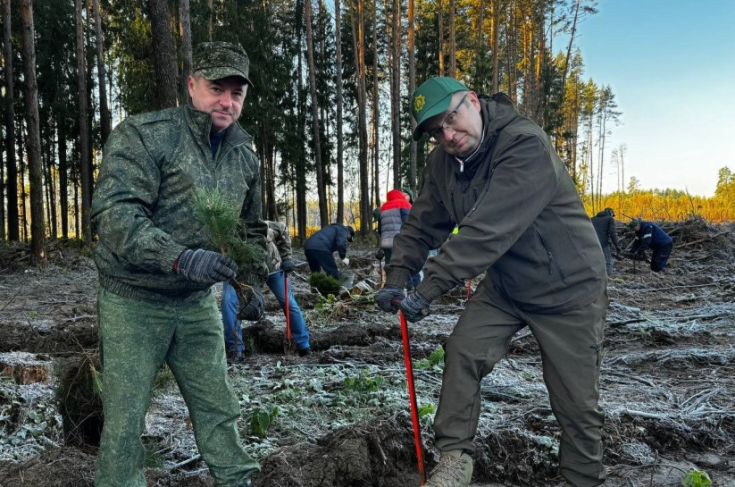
[1,0,733,264]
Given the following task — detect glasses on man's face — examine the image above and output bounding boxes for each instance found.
[427,93,469,143]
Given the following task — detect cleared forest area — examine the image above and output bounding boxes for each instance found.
[0,219,733,487]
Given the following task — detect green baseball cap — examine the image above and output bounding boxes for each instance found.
[193,41,253,87]
[627,219,641,229]
[411,77,468,141]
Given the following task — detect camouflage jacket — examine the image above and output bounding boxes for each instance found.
[266,221,293,273]
[92,104,268,301]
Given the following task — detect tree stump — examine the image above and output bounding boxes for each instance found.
[0,351,53,384]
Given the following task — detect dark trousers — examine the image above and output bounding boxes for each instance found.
[434,281,608,487]
[651,243,673,272]
[304,248,339,279]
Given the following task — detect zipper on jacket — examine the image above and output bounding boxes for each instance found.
[450,192,460,224]
[536,229,566,279]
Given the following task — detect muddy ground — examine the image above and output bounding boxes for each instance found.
[0,219,733,487]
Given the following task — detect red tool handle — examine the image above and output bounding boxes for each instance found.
[466,279,472,301]
[399,309,426,485]
[284,272,291,341]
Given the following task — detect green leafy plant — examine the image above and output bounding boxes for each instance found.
[249,406,280,439]
[415,345,445,370]
[343,372,385,393]
[681,469,712,487]
[419,402,437,425]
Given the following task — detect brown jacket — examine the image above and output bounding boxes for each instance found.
[386,94,606,312]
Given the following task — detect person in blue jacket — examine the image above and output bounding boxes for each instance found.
[627,220,673,272]
[303,223,355,280]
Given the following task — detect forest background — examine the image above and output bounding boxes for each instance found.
[2,0,735,265]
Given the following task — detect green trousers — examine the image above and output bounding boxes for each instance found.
[434,283,608,487]
[95,287,259,487]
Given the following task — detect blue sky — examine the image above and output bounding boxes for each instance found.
[576,0,735,196]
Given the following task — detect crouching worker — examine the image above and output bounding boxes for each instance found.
[375,77,608,487]
[627,219,673,272]
[223,221,312,360]
[303,223,355,280]
[91,42,268,487]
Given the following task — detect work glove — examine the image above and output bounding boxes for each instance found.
[238,288,265,321]
[341,257,350,267]
[280,259,296,273]
[175,249,238,284]
[374,285,405,313]
[399,291,432,323]
[375,248,385,260]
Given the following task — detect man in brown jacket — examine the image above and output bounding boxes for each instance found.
[375,77,608,487]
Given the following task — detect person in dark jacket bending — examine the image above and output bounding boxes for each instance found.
[303,223,355,280]
[591,207,621,275]
[628,220,673,272]
[374,77,608,487]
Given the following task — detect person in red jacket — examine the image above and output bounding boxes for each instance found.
[378,189,422,289]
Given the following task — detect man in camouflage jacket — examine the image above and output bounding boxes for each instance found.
[91,42,267,487]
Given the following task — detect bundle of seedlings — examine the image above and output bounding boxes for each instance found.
[193,189,264,305]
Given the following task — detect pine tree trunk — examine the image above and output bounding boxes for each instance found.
[437,0,443,76]
[449,0,456,76]
[179,0,192,99]
[19,0,45,263]
[59,131,68,240]
[92,0,111,145]
[335,0,345,225]
[371,0,380,210]
[390,0,400,189]
[304,0,328,226]
[4,0,18,241]
[491,0,499,93]
[75,0,91,243]
[356,0,369,233]
[408,0,416,192]
[148,0,178,109]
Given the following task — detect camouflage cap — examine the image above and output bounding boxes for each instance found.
[193,41,253,87]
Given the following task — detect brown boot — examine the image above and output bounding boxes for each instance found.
[424,450,473,487]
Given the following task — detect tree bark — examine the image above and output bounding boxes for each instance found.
[371,0,380,211]
[335,0,344,224]
[448,0,455,76]
[19,0,45,263]
[148,0,178,109]
[352,0,369,233]
[92,0,111,145]
[75,0,92,243]
[408,0,416,191]
[437,0,443,76]
[390,0,400,189]
[304,0,328,226]
[4,0,18,241]
[491,0,499,93]
[59,130,68,240]
[178,0,192,99]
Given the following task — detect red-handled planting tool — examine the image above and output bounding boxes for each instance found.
[393,298,426,484]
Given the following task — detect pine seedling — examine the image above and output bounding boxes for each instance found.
[193,188,263,300]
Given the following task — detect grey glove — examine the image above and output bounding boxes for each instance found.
[238,288,265,321]
[375,285,405,313]
[175,249,238,284]
[399,291,432,323]
[280,259,296,273]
